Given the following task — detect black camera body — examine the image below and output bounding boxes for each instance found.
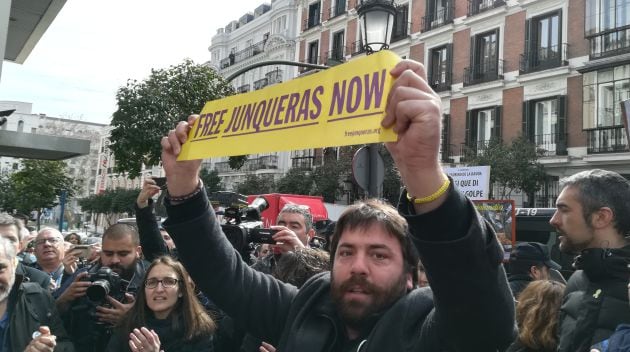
[83,267,126,304]
[218,195,275,263]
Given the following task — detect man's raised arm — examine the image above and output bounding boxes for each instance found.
[159,118,298,345]
[384,59,516,350]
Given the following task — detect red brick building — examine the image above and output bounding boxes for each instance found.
[297,0,630,206]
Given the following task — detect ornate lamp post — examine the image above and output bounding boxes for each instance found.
[357,0,397,54]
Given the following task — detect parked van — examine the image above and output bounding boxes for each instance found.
[515,208,575,278]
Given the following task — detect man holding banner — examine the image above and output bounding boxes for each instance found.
[159,59,515,351]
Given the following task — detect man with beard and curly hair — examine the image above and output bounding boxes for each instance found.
[158,59,515,351]
[550,169,630,352]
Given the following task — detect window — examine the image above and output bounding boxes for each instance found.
[333,0,346,17]
[586,0,630,57]
[466,29,501,85]
[424,0,453,31]
[468,0,505,16]
[583,65,630,129]
[522,11,563,72]
[465,107,502,153]
[308,2,321,28]
[391,4,409,42]
[308,41,319,64]
[17,120,24,132]
[441,114,453,162]
[331,31,345,62]
[428,44,452,92]
[523,96,567,155]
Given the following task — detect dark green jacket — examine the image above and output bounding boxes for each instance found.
[7,275,74,351]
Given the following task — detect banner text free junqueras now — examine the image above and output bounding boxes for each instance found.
[177,50,401,160]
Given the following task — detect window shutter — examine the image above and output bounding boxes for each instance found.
[494,106,502,140]
[470,36,476,77]
[428,48,434,85]
[441,114,451,161]
[465,110,472,146]
[446,43,453,86]
[557,95,567,154]
[524,19,531,71]
[522,101,533,141]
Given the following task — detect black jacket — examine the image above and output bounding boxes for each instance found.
[5,275,74,351]
[508,274,533,300]
[60,260,149,352]
[106,315,213,352]
[558,246,630,352]
[163,185,516,351]
[135,199,176,261]
[16,261,51,290]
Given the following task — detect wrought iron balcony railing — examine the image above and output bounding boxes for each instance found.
[464,59,504,86]
[429,69,452,92]
[589,29,630,59]
[587,126,629,153]
[351,40,365,56]
[303,13,321,30]
[468,0,505,16]
[529,133,568,156]
[422,6,454,32]
[219,40,266,69]
[520,43,568,74]
[253,78,268,90]
[325,47,348,66]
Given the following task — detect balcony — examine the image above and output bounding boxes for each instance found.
[292,155,315,170]
[429,69,452,92]
[266,70,283,85]
[530,133,568,156]
[520,43,568,74]
[253,78,269,90]
[325,47,347,66]
[237,84,250,93]
[391,22,411,43]
[219,40,266,69]
[459,139,497,162]
[351,40,365,56]
[299,57,321,73]
[589,29,630,60]
[214,155,279,173]
[327,0,346,19]
[467,0,505,17]
[422,6,454,32]
[464,59,504,86]
[587,126,629,153]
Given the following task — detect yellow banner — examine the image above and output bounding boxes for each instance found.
[178,50,401,160]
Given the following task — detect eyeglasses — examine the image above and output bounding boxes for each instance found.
[35,237,62,246]
[145,277,179,289]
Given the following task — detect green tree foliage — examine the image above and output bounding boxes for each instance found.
[465,137,547,201]
[380,145,402,206]
[276,168,313,195]
[79,188,139,227]
[228,155,248,171]
[199,168,223,193]
[235,174,275,195]
[312,147,352,203]
[109,59,235,178]
[6,160,74,214]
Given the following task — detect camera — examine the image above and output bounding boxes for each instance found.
[83,267,127,304]
[214,193,275,263]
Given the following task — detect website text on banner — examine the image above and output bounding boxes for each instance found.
[177,50,401,160]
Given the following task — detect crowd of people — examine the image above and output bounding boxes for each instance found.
[0,59,629,352]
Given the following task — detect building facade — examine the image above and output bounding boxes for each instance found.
[296,0,630,207]
[0,100,106,223]
[206,0,304,190]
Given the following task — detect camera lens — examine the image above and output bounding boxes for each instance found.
[86,280,111,303]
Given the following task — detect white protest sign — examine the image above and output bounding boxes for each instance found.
[444,166,491,200]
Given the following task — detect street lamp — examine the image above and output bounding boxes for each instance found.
[357,0,397,54]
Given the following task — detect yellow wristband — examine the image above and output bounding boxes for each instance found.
[406,177,451,204]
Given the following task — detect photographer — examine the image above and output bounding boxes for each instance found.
[135,178,176,261]
[55,224,149,352]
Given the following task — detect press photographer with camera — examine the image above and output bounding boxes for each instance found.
[159,59,515,351]
[55,224,149,352]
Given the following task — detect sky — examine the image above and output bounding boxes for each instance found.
[0,0,265,125]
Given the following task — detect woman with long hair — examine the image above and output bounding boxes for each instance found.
[107,256,216,352]
[507,280,566,352]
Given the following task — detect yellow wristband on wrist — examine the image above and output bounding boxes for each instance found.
[406,177,451,204]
